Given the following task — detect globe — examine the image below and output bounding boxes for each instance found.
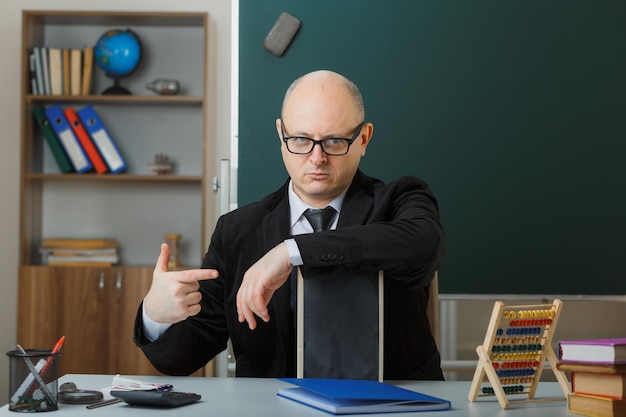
[94,28,142,94]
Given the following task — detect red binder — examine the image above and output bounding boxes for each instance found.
[63,107,108,174]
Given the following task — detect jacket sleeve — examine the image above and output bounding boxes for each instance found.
[293,176,444,289]
[132,218,230,376]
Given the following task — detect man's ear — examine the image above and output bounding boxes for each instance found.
[276,118,283,143]
[359,122,374,156]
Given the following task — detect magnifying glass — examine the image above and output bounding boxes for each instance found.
[58,382,104,405]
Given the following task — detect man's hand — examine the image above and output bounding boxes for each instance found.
[236,242,292,330]
[143,243,218,324]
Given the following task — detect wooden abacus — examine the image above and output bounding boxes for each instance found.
[468,299,571,409]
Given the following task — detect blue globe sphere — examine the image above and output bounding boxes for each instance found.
[94,29,142,78]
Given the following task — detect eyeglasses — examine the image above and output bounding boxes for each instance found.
[280,119,364,156]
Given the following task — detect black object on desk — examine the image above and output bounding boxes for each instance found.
[110,390,201,408]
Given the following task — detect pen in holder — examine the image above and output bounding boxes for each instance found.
[7,348,61,412]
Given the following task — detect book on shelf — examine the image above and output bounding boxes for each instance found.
[32,47,46,95]
[41,238,118,250]
[40,46,51,95]
[48,48,63,96]
[44,104,92,173]
[42,247,117,257]
[81,46,94,95]
[70,49,82,96]
[559,338,626,364]
[568,393,626,417]
[28,52,39,95]
[47,260,115,267]
[277,378,451,415]
[63,107,108,174]
[62,48,71,96]
[47,253,119,265]
[32,105,73,173]
[77,105,128,173]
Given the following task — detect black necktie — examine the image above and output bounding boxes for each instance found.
[290,206,337,328]
[303,206,336,232]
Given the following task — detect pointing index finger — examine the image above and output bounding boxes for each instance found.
[176,268,219,283]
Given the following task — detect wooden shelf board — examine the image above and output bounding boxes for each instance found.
[23,173,203,182]
[25,94,203,106]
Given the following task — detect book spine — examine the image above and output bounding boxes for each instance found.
[28,52,38,95]
[33,47,45,96]
[40,46,51,95]
[41,238,117,249]
[48,48,63,96]
[62,49,70,96]
[81,47,94,96]
[70,49,82,96]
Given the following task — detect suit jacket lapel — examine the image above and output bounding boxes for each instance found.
[338,171,375,228]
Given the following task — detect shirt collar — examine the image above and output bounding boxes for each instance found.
[288,180,347,230]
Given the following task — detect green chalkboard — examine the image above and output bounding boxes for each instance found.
[239,0,626,295]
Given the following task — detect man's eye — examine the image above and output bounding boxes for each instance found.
[292,137,311,144]
[325,139,345,146]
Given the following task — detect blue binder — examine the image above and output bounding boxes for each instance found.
[44,104,92,173]
[77,105,127,174]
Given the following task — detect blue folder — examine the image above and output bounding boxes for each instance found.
[44,104,92,173]
[277,378,451,415]
[76,105,127,174]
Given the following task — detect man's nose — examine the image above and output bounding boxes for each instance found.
[309,142,327,163]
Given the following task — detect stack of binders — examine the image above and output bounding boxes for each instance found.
[33,104,127,175]
[558,338,626,417]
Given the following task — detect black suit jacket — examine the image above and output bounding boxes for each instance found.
[134,171,445,379]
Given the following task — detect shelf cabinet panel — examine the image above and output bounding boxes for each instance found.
[18,266,163,376]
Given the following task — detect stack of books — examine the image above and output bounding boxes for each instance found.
[29,46,93,97]
[558,338,626,417]
[40,238,119,267]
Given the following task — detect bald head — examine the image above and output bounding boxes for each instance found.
[281,70,365,122]
[276,70,373,207]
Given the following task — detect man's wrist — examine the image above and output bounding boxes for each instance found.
[284,238,303,266]
[142,302,172,342]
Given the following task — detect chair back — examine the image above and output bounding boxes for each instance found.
[427,272,440,348]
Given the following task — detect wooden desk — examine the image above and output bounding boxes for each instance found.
[0,374,575,416]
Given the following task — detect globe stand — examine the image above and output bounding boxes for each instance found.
[102,77,131,95]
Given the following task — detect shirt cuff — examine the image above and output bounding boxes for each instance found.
[142,302,173,342]
[285,238,304,266]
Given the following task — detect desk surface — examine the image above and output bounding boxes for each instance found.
[1,374,576,416]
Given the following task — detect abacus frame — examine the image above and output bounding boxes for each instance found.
[468,299,570,409]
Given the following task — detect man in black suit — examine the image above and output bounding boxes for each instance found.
[134,70,445,379]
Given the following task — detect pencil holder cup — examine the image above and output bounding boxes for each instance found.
[7,349,61,412]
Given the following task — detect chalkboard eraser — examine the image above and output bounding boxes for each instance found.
[263,12,301,57]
